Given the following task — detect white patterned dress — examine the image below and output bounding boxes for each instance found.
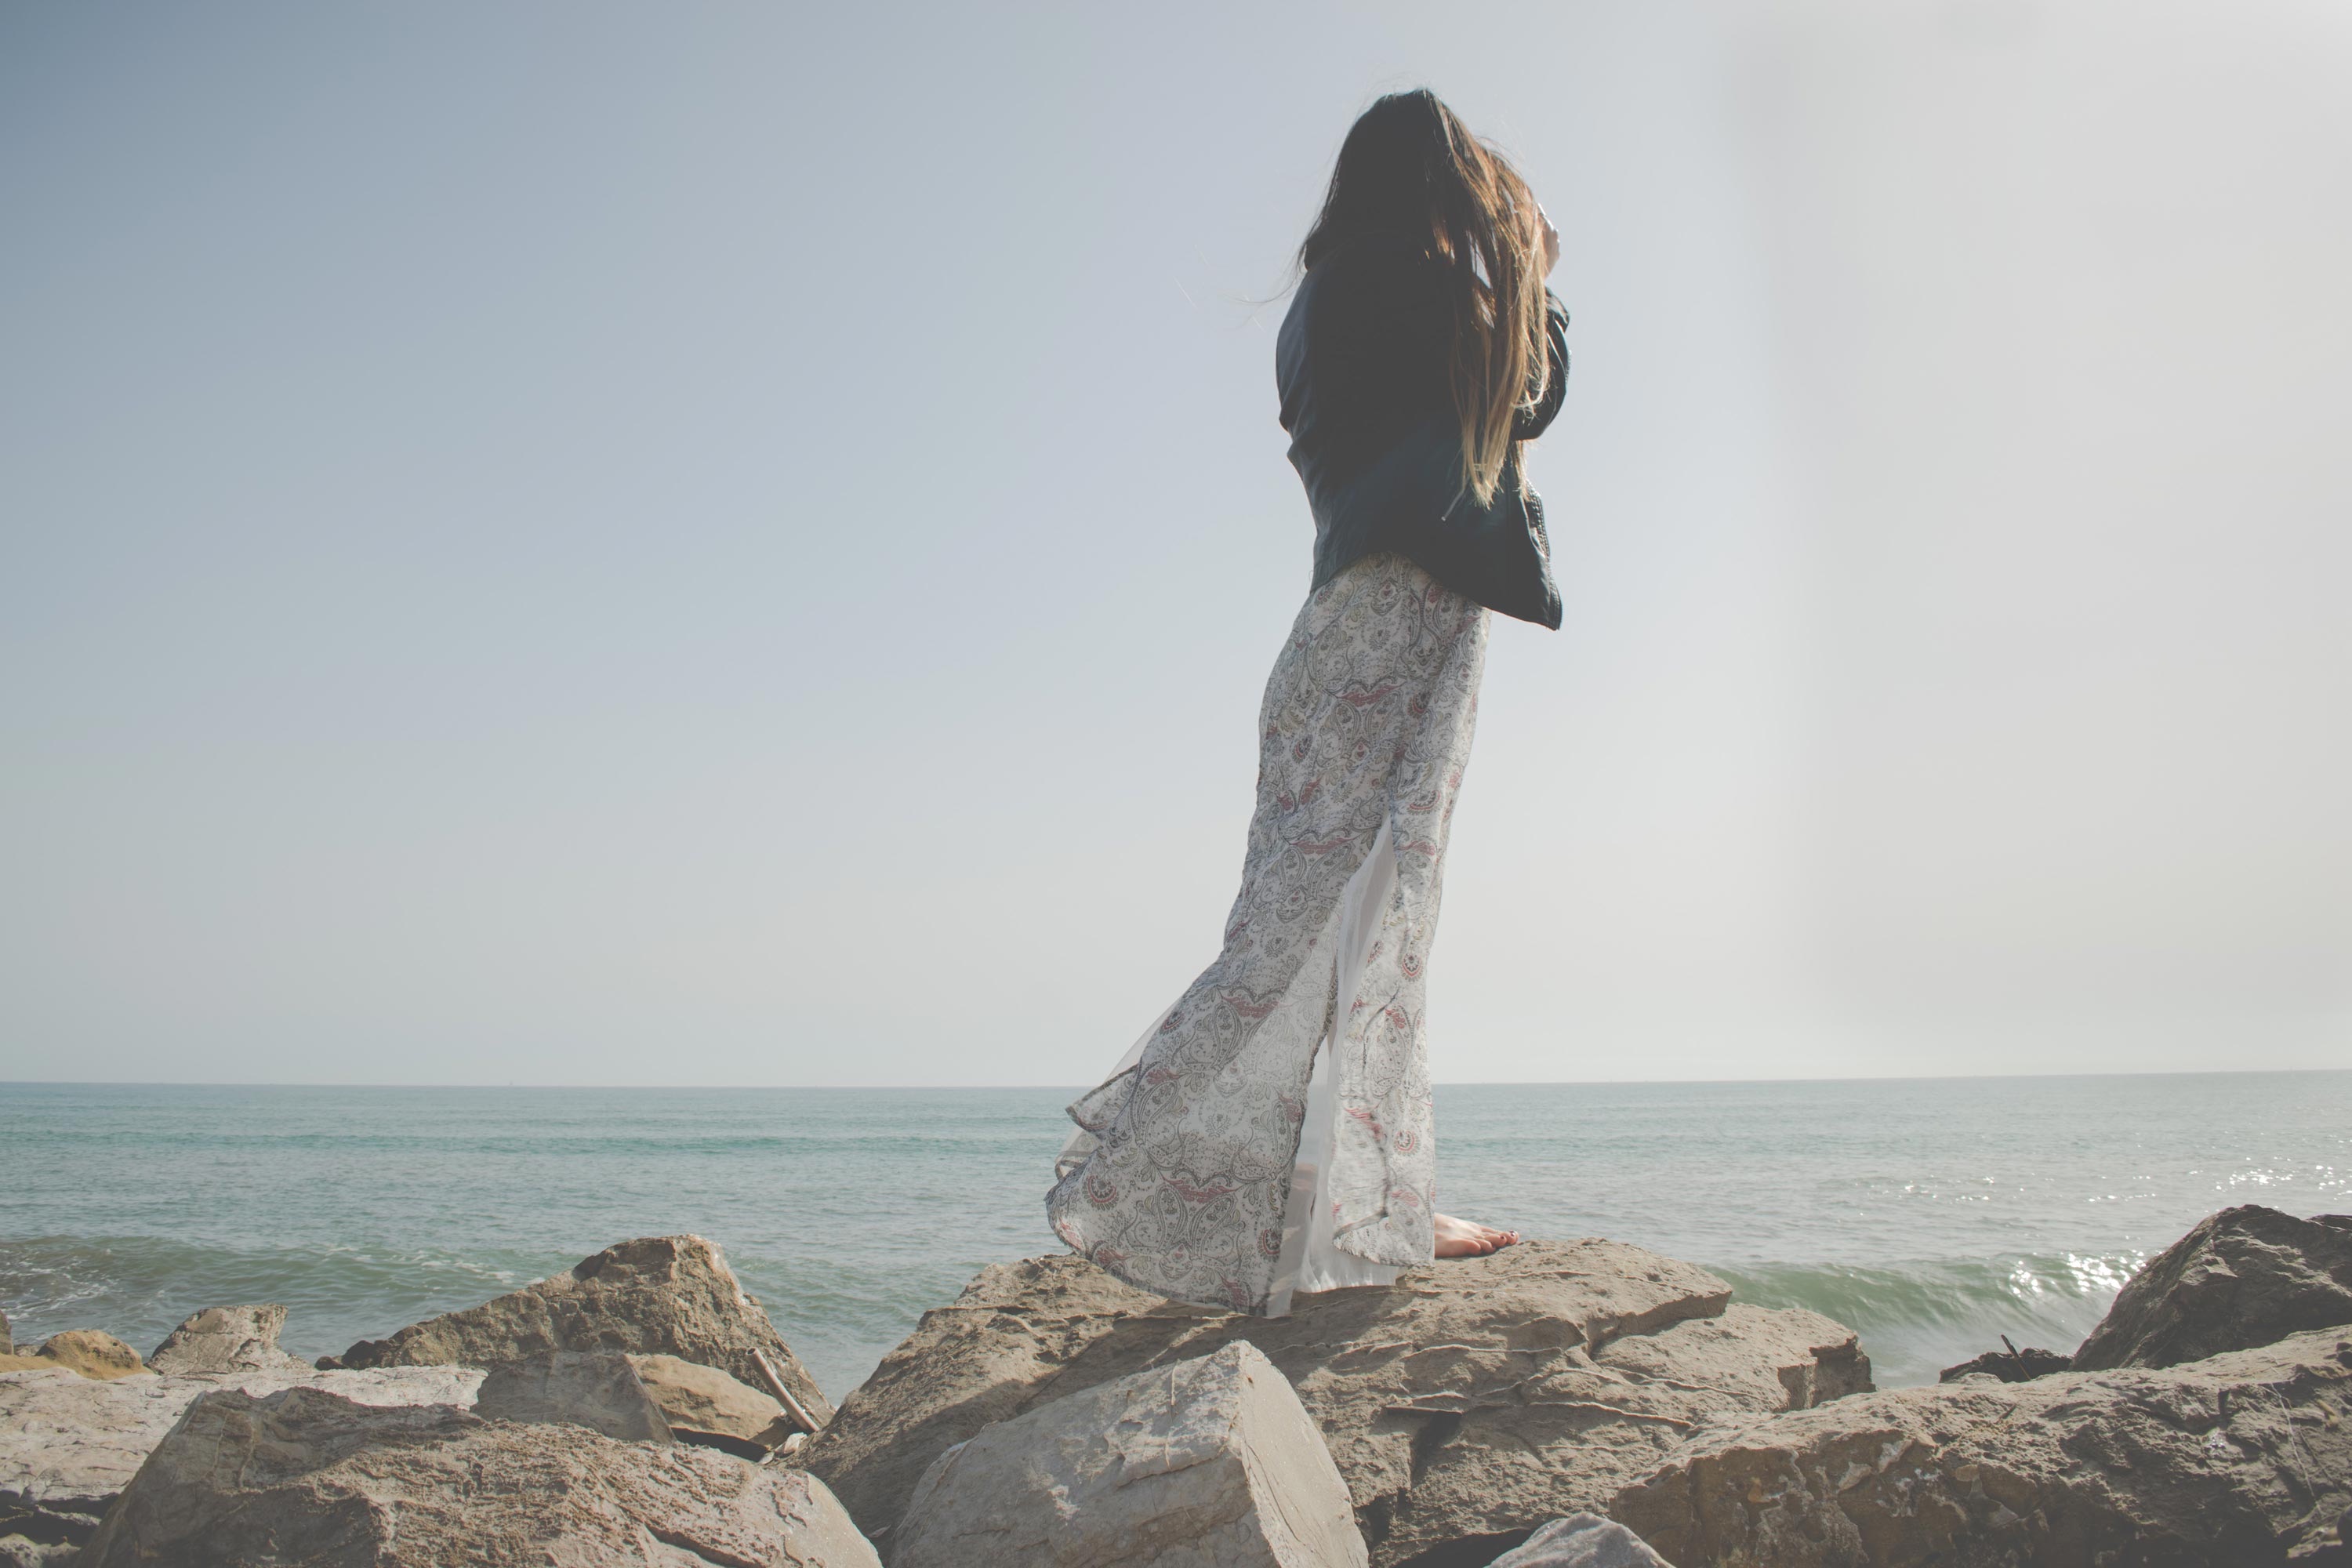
[1047,550,1489,1316]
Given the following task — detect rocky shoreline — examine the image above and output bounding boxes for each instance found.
[2,1206,2347,1566]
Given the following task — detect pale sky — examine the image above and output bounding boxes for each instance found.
[5,1,2347,1086]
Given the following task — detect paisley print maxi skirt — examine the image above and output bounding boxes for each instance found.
[1047,552,1489,1316]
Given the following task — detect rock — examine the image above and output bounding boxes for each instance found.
[332,1233,833,1425]
[1487,1513,1675,1567]
[2072,1204,2352,1371]
[629,1352,797,1451]
[0,1362,481,1560]
[795,1240,1870,1567]
[0,1539,78,1568]
[888,1341,1367,1568]
[78,1384,881,1567]
[147,1303,310,1375]
[472,1349,673,1443]
[1608,1324,2352,1567]
[0,1311,10,1356]
[1936,1338,2070,1384]
[24,1332,142,1381]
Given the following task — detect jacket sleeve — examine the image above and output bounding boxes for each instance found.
[1512,289,1571,441]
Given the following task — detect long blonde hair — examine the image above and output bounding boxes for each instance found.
[1299,90,1551,506]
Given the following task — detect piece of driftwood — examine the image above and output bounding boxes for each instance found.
[753,1348,822,1435]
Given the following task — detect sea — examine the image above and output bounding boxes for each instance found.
[3,1073,2347,1403]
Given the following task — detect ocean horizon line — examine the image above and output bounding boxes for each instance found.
[5,1065,2347,1092]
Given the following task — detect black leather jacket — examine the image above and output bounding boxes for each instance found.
[1276,230,1570,627]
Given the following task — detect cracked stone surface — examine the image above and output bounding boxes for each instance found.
[1609,1326,2352,1567]
[147,1303,313,1376]
[0,1363,483,1561]
[329,1234,834,1428]
[797,1239,1868,1566]
[888,1342,1367,1568]
[80,1384,880,1567]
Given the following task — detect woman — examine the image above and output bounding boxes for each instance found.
[1047,89,1569,1317]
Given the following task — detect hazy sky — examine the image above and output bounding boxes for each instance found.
[5,1,2347,1086]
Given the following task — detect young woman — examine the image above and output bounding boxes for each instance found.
[1048,89,1568,1317]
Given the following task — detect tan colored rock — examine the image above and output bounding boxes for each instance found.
[147,1303,310,1375]
[796,1240,1867,1567]
[1609,1325,2352,1567]
[888,1342,1367,1568]
[629,1352,796,1448]
[331,1233,833,1425]
[0,1537,78,1568]
[473,1350,673,1443]
[26,1332,142,1381]
[78,1384,880,1567]
[2072,1203,2352,1371]
[0,1363,481,1562]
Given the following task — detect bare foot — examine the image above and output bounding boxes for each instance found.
[1434,1213,1519,1258]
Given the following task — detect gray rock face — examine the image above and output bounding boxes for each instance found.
[888,1342,1367,1568]
[331,1233,834,1426]
[2072,1204,2352,1371]
[1609,1325,2352,1567]
[0,1363,481,1562]
[796,1240,1869,1567]
[147,1303,311,1375]
[629,1352,796,1449]
[1487,1514,1675,1568]
[473,1350,673,1443]
[78,1384,880,1567]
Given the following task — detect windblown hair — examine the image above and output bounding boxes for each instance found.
[1299,90,1550,506]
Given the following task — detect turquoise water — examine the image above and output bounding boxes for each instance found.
[2,1073,2347,1399]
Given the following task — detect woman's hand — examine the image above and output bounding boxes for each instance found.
[1536,202,1560,278]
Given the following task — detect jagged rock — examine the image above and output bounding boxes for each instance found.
[0,1312,10,1356]
[472,1350,673,1443]
[1936,1341,2070,1384]
[331,1233,833,1425]
[629,1352,797,1450]
[147,1303,310,1375]
[1488,1514,1675,1567]
[796,1240,1869,1567]
[0,1538,77,1568]
[0,1363,481,1562]
[78,1384,880,1566]
[21,1332,142,1381]
[2072,1204,2352,1371]
[888,1342,1367,1568]
[1608,1325,2352,1567]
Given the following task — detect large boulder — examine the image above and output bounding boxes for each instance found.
[795,1240,1869,1566]
[78,1384,880,1567]
[329,1234,833,1426]
[472,1350,673,1443]
[1608,1324,2352,1566]
[2072,1204,2352,1371]
[0,1363,480,1563]
[888,1341,1367,1568]
[147,1304,311,1375]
